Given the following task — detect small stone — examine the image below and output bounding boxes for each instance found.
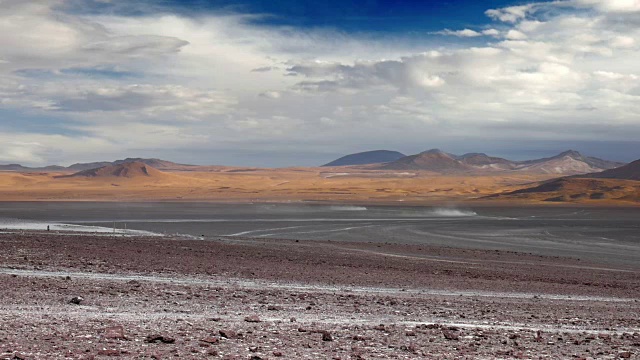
[200,337,219,344]
[619,352,632,359]
[322,331,333,342]
[272,351,283,357]
[219,329,237,339]
[442,330,459,341]
[97,349,120,356]
[145,335,175,344]
[206,348,218,356]
[244,315,261,323]
[104,325,126,340]
[70,296,84,305]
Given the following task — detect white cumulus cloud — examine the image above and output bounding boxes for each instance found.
[0,0,639,166]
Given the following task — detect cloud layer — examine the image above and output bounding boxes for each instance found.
[0,0,639,166]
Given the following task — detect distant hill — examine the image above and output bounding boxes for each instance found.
[514,150,623,175]
[577,159,640,181]
[70,158,193,171]
[377,149,470,173]
[67,161,113,171]
[64,162,167,179]
[457,153,515,170]
[0,164,34,172]
[323,150,406,167]
[0,164,66,172]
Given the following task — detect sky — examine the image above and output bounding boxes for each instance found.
[1,0,640,167]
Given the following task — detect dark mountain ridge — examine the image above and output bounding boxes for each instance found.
[322,150,406,167]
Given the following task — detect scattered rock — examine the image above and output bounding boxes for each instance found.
[219,329,237,339]
[244,315,261,323]
[442,330,459,341]
[321,331,333,342]
[200,337,219,344]
[104,325,126,340]
[69,296,84,305]
[127,279,141,285]
[619,351,632,359]
[145,335,176,344]
[97,349,120,356]
[535,330,543,342]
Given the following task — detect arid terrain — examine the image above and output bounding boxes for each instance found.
[1,231,639,359]
[0,166,550,203]
[0,162,638,205]
[0,149,637,205]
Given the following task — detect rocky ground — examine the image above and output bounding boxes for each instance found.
[0,232,638,359]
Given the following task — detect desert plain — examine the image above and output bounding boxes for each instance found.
[0,163,638,205]
[0,162,639,359]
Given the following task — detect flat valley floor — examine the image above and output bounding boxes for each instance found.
[0,231,639,359]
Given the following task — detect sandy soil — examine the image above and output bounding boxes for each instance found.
[1,166,638,206]
[0,167,562,204]
[1,231,639,359]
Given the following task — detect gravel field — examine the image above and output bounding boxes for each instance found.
[0,232,638,359]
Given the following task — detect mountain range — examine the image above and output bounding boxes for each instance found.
[327,149,624,175]
[0,150,628,178]
[0,158,193,173]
